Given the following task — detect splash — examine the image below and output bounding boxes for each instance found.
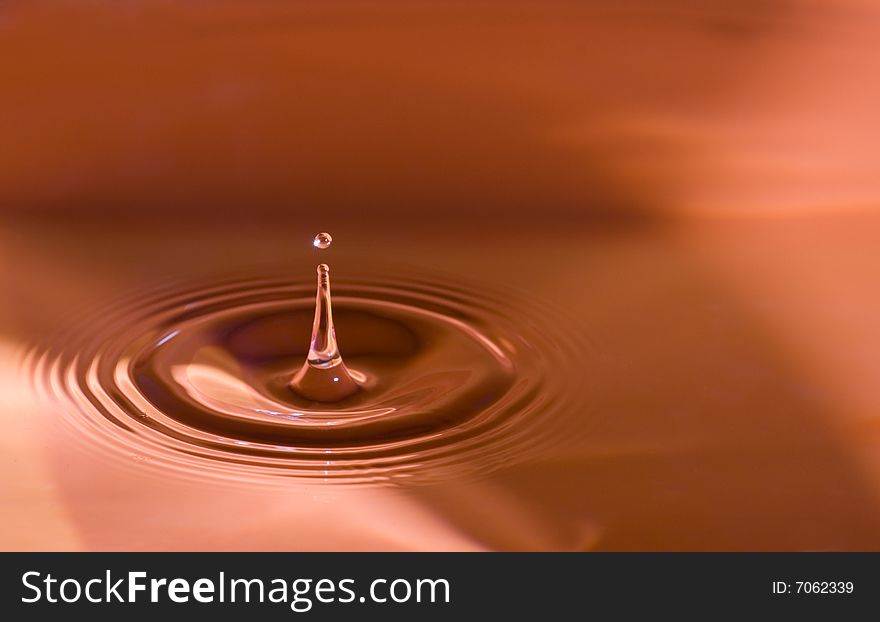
[27,258,584,484]
[290,260,361,402]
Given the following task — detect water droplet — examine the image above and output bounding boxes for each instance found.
[313,232,332,249]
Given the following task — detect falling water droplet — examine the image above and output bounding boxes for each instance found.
[313,232,333,250]
[290,246,360,402]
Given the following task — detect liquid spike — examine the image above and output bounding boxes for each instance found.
[290,259,360,401]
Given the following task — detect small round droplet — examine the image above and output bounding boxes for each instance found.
[313,232,332,250]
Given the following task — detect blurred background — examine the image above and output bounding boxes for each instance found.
[2,0,879,221]
[3,0,880,551]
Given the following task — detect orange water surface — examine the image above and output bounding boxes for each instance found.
[2,0,880,550]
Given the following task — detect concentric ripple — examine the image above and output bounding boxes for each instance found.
[28,267,586,484]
